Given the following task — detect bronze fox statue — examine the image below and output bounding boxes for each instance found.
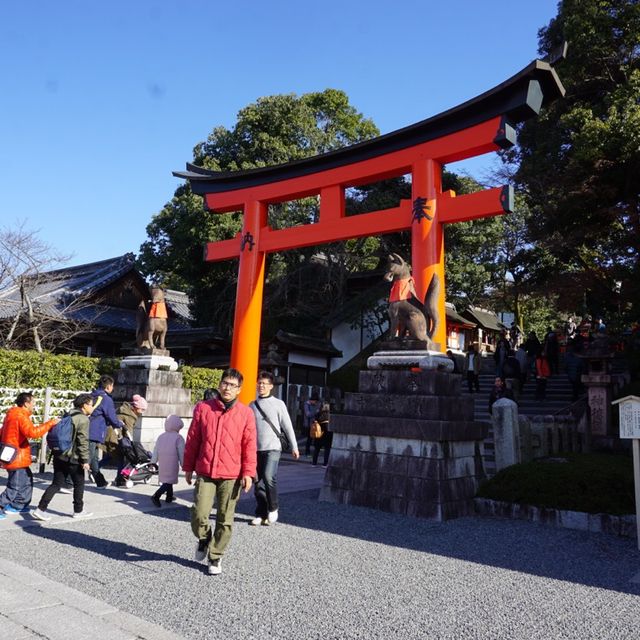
[384,253,440,348]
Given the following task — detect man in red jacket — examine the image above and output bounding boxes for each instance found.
[0,392,58,517]
[184,368,257,576]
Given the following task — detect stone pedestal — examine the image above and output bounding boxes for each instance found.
[120,352,178,371]
[319,369,487,521]
[112,365,193,449]
[367,350,454,372]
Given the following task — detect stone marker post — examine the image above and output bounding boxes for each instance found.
[492,398,520,472]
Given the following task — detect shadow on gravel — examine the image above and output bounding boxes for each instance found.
[235,488,640,597]
[21,518,201,571]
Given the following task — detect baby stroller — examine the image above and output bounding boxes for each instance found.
[117,437,157,488]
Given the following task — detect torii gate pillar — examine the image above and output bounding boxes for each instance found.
[412,158,445,351]
[230,200,267,391]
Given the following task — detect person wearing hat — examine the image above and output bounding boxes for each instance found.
[111,394,148,487]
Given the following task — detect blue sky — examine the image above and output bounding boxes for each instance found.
[0,1,560,268]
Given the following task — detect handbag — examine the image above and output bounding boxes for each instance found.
[309,420,323,439]
[0,442,18,464]
[254,399,292,453]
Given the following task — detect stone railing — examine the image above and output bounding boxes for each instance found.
[492,398,587,472]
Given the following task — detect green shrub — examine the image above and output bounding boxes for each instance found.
[0,349,119,390]
[0,348,223,405]
[180,365,223,403]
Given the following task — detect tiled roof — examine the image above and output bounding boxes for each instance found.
[445,303,476,328]
[164,289,193,322]
[462,307,505,332]
[66,305,190,332]
[0,254,193,330]
[0,254,138,319]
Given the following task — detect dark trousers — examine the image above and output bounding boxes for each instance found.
[153,482,174,501]
[313,432,333,466]
[38,457,86,514]
[0,467,34,509]
[88,441,108,487]
[466,371,480,392]
[535,378,548,401]
[254,450,280,518]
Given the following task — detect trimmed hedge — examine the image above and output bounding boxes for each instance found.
[0,349,119,390]
[0,349,223,403]
[180,365,222,403]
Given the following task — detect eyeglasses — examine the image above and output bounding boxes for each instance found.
[220,380,240,389]
[257,381,273,386]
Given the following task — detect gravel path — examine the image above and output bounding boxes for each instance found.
[0,486,639,640]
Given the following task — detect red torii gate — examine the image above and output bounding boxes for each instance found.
[175,60,564,404]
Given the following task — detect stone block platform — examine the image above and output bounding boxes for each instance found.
[113,367,193,448]
[319,369,487,520]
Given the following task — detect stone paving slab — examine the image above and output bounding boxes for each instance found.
[10,604,134,640]
[0,613,44,639]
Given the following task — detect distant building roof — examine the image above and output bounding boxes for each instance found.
[0,254,192,327]
[462,307,505,332]
[445,303,476,328]
[163,289,193,324]
[0,254,139,319]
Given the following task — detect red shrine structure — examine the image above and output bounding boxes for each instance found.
[175,59,565,404]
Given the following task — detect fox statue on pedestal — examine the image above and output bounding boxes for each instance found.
[383,253,440,351]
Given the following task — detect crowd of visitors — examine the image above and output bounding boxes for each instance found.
[0,367,330,577]
[461,313,597,413]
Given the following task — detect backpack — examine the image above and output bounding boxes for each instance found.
[46,413,75,457]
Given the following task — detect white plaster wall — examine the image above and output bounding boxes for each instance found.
[330,308,387,372]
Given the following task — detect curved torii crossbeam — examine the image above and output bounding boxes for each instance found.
[175,59,564,403]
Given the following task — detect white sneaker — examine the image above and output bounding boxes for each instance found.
[72,511,93,519]
[208,558,222,575]
[31,509,51,522]
[267,510,278,524]
[59,487,72,494]
[249,517,267,526]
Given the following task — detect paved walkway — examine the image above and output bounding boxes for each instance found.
[1,458,639,639]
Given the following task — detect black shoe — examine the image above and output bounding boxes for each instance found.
[151,496,161,508]
[165,496,175,503]
[195,530,212,562]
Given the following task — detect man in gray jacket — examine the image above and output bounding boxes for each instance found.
[249,370,299,526]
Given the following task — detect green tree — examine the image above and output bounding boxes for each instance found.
[514,0,640,326]
[138,90,379,334]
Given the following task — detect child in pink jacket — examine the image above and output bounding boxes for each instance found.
[150,415,185,507]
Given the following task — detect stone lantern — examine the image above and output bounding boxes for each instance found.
[581,334,614,442]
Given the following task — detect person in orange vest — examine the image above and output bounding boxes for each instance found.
[0,392,58,517]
